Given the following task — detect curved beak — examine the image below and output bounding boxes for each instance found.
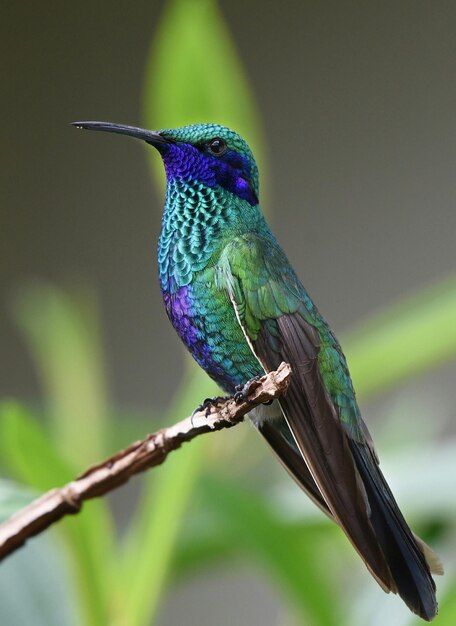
[71,121,170,148]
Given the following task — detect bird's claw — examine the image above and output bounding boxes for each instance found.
[234,375,262,404]
[193,395,229,418]
[233,390,246,403]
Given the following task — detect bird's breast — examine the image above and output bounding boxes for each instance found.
[157,179,265,390]
[161,266,263,393]
[157,179,230,292]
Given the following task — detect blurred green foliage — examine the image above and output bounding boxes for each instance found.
[0,1,454,625]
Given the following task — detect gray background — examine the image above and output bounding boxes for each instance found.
[1,2,455,624]
[2,1,455,410]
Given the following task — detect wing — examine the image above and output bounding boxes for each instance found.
[218,233,438,620]
[252,408,333,518]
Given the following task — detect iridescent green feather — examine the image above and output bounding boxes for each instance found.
[219,232,362,433]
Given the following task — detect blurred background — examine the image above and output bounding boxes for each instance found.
[1,1,455,625]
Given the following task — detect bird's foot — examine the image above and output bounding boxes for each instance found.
[193,395,229,418]
[234,376,262,404]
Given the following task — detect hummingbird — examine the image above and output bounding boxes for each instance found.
[73,120,441,620]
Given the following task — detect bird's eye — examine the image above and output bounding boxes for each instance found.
[207,137,227,156]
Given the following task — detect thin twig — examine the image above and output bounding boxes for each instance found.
[0,362,291,561]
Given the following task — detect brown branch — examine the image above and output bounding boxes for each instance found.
[0,362,291,562]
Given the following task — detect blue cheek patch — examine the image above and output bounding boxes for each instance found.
[163,145,258,206]
[213,150,258,205]
[217,170,258,205]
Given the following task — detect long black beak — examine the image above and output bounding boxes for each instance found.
[71,121,170,148]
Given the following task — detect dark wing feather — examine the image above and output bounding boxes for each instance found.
[220,234,438,620]
[255,312,395,592]
[257,313,438,619]
[348,439,438,619]
[257,414,332,518]
[258,409,440,617]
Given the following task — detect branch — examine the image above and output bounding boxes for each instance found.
[0,362,291,561]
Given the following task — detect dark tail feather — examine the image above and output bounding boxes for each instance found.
[349,440,438,621]
[257,414,333,518]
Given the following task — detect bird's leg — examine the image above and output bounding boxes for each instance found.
[193,395,230,418]
[234,376,262,404]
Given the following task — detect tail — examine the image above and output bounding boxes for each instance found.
[349,439,440,621]
[253,406,442,621]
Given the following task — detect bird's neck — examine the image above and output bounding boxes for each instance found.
[158,177,262,293]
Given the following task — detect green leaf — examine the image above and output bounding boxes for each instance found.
[119,364,218,626]
[172,531,236,579]
[438,574,456,626]
[61,504,115,626]
[202,476,343,626]
[0,400,115,626]
[0,400,75,488]
[143,0,266,195]
[0,481,81,626]
[12,281,110,466]
[344,275,456,399]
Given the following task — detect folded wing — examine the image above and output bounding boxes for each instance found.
[219,233,438,620]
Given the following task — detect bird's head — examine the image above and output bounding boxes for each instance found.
[72,121,259,206]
